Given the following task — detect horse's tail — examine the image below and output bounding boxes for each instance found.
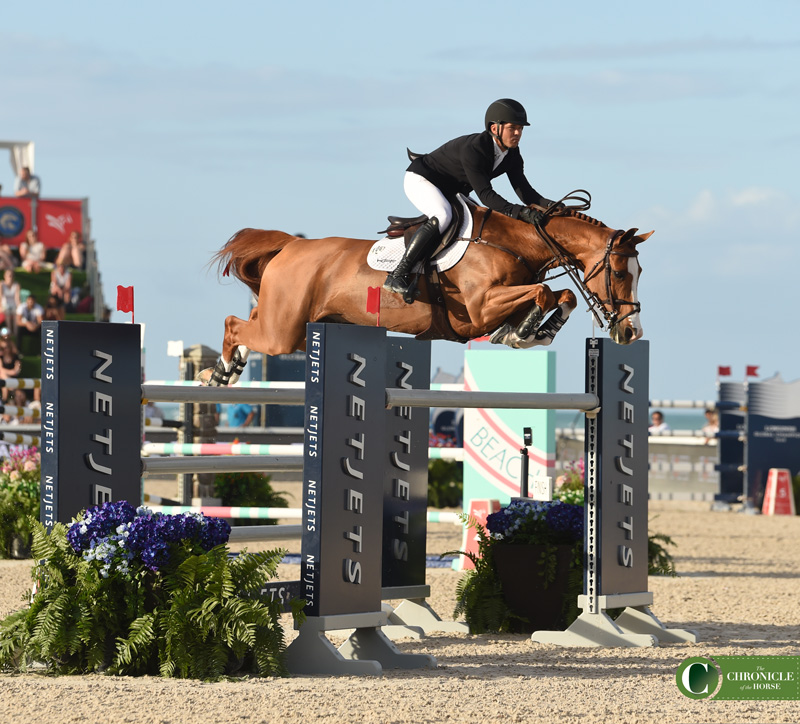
[213,228,295,296]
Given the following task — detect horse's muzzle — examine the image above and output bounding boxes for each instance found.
[610,322,643,345]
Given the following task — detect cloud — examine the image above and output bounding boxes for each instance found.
[463,37,800,64]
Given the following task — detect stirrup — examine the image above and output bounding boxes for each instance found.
[402,276,420,304]
[383,272,420,304]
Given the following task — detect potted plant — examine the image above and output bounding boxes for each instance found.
[453,499,584,634]
[0,448,40,559]
[0,500,304,678]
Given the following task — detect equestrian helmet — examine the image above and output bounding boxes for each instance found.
[485,99,530,131]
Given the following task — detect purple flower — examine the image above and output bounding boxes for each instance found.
[67,502,231,573]
[484,499,583,546]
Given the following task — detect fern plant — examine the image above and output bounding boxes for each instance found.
[449,517,517,634]
[0,502,303,679]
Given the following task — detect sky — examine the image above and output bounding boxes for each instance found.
[1,0,798,402]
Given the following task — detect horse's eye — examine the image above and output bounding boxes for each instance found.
[613,270,626,280]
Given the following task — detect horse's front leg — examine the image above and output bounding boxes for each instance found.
[520,288,578,348]
[462,282,556,349]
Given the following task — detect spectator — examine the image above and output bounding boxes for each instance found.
[16,293,43,350]
[1,270,21,337]
[49,262,72,305]
[228,403,255,428]
[0,244,15,272]
[0,333,21,402]
[702,408,719,445]
[55,231,86,270]
[648,410,670,434]
[4,388,35,425]
[14,167,40,199]
[144,400,165,421]
[19,230,46,273]
[43,294,65,321]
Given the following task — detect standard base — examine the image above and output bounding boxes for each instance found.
[531,605,698,647]
[384,599,469,636]
[284,612,436,676]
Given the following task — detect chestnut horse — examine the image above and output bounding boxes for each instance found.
[204,202,652,386]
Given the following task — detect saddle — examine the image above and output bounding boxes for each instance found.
[377,149,466,249]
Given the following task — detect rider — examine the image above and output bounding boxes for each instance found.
[383,98,559,300]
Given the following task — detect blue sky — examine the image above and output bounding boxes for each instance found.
[1,1,798,401]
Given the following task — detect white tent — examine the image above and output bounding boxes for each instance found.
[0,141,35,176]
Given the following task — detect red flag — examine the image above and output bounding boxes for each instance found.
[117,285,134,323]
[366,286,381,326]
[717,366,732,377]
[746,365,759,377]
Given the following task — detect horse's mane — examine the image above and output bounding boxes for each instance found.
[557,208,608,228]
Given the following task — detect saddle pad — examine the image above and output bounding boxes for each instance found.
[366,193,474,273]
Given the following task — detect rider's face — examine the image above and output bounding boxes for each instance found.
[492,123,524,149]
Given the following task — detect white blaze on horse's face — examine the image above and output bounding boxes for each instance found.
[624,255,644,342]
[606,247,644,345]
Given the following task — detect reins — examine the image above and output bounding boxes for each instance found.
[462,189,640,331]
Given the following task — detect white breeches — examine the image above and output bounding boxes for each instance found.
[404,171,453,230]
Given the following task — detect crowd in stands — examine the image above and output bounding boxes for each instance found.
[0,166,91,420]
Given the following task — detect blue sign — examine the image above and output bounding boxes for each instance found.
[0,206,25,238]
[747,375,800,506]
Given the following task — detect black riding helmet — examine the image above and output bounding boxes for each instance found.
[484,98,530,132]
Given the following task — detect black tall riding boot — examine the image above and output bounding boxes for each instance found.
[383,218,440,300]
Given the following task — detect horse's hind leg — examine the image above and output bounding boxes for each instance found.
[201,309,257,386]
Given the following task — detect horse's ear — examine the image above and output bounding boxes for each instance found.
[636,230,654,243]
[619,228,638,243]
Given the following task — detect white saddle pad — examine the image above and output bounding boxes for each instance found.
[367,193,474,273]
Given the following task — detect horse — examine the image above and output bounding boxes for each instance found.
[203,197,652,386]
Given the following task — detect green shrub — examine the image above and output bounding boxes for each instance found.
[0,448,40,558]
[427,459,462,508]
[213,472,289,526]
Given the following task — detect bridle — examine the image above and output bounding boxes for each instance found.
[465,189,641,331]
[568,230,642,330]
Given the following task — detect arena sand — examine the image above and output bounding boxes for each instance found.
[1,497,799,724]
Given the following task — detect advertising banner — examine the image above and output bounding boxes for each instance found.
[382,337,430,590]
[746,375,800,506]
[0,197,32,246]
[36,199,85,248]
[39,322,143,527]
[587,337,649,597]
[462,349,555,505]
[300,323,387,617]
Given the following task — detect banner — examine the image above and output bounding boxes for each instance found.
[36,199,85,248]
[746,374,800,507]
[0,197,33,246]
[463,349,556,504]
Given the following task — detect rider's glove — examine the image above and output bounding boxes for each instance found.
[518,207,545,226]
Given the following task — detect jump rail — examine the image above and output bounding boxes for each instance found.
[140,455,303,475]
[143,383,600,412]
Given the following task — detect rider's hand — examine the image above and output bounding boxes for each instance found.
[519,207,545,225]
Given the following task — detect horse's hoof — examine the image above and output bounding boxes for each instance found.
[489,323,512,345]
[196,368,215,386]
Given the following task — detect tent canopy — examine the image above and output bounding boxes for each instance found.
[0,141,35,177]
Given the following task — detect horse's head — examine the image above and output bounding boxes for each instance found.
[582,227,652,344]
